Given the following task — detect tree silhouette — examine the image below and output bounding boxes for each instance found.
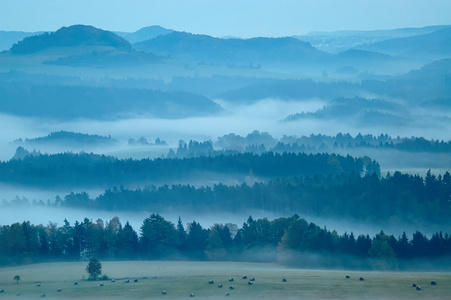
[85,258,102,280]
[14,275,20,284]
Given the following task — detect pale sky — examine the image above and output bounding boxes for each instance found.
[1,0,450,37]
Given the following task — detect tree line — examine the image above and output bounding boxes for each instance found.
[1,214,450,269]
[172,132,451,159]
[6,170,446,225]
[0,151,368,187]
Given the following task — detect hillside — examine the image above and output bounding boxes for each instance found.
[134,31,330,64]
[0,84,222,119]
[356,27,451,59]
[297,25,451,53]
[0,30,46,51]
[10,25,133,54]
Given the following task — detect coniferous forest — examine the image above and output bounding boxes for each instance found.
[1,214,450,270]
[1,149,450,268]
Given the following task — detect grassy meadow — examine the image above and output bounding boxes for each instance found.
[0,261,450,299]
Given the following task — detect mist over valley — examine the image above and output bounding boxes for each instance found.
[0,19,450,276]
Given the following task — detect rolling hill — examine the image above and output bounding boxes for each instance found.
[10,25,133,54]
[134,31,330,64]
[6,25,161,67]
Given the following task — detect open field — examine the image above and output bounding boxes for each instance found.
[0,261,450,299]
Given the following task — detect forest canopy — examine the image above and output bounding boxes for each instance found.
[1,214,449,270]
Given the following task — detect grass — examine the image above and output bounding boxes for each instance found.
[0,260,450,299]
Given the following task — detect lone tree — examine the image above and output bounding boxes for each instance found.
[14,275,20,284]
[85,258,102,280]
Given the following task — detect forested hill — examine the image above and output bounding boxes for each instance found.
[0,151,369,187]
[10,25,132,54]
[134,31,329,64]
[13,131,118,146]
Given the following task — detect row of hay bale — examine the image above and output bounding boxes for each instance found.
[205,275,258,297]
[158,274,289,298]
[2,278,143,298]
[345,275,365,281]
[412,281,437,291]
[0,281,72,297]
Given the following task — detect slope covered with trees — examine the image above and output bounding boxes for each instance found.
[13,131,118,146]
[10,25,132,54]
[134,31,329,64]
[0,84,221,119]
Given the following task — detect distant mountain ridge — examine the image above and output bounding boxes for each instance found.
[10,25,132,54]
[134,31,329,64]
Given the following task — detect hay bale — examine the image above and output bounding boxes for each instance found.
[218,284,223,288]
[57,288,62,292]
[133,278,138,283]
[229,278,234,282]
[250,277,255,282]
[345,275,350,279]
[431,281,437,285]
[73,281,78,285]
[162,290,167,295]
[229,285,234,290]
[190,292,195,297]
[209,280,214,284]
[100,283,104,287]
[242,275,247,279]
[412,283,417,288]
[124,279,130,283]
[0,289,4,293]
[248,281,253,285]
[36,283,41,287]
[111,279,115,283]
[282,278,287,282]
[40,293,45,297]
[359,277,364,281]
[416,286,422,291]
[225,292,230,296]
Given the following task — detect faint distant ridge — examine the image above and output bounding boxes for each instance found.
[115,25,173,43]
[356,27,451,58]
[337,49,391,60]
[297,25,451,53]
[0,30,46,51]
[10,25,133,54]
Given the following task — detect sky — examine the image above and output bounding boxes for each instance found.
[1,0,451,37]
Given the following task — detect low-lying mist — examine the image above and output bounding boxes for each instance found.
[2,97,450,161]
[1,199,447,239]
